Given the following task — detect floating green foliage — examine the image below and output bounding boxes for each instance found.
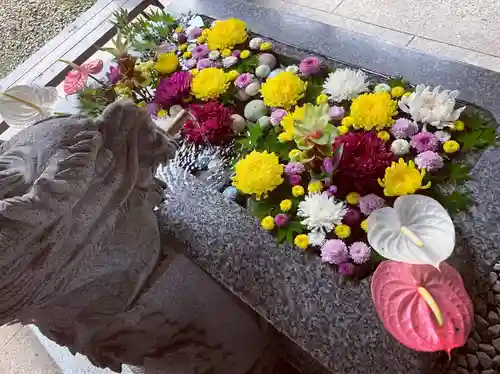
[237,123,292,161]
[77,85,116,117]
[455,111,497,151]
[233,55,259,73]
[303,75,325,104]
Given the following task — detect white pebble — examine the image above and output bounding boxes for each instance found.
[255,64,271,78]
[245,82,261,96]
[231,114,246,134]
[249,37,263,50]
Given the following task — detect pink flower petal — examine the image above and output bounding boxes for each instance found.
[371,261,473,355]
[82,59,104,74]
[63,69,88,95]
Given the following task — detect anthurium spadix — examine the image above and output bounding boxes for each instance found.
[366,195,455,267]
[0,85,58,128]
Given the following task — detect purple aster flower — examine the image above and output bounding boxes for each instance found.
[391,118,419,139]
[192,44,209,58]
[285,162,305,175]
[275,214,289,227]
[359,194,385,215]
[410,132,439,153]
[320,239,349,265]
[323,157,333,174]
[196,58,214,70]
[299,56,321,77]
[288,174,302,185]
[349,242,371,264]
[339,262,355,276]
[232,50,241,58]
[329,106,345,120]
[327,185,338,197]
[414,151,444,171]
[270,109,287,125]
[213,62,222,69]
[235,73,254,89]
[106,65,121,85]
[343,207,361,226]
[146,102,159,118]
[188,27,202,39]
[184,58,198,69]
[154,71,192,107]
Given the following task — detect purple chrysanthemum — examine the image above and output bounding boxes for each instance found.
[391,118,419,139]
[327,185,338,196]
[414,151,444,171]
[285,162,305,175]
[343,207,361,226]
[339,262,355,276]
[320,239,349,265]
[232,50,241,58]
[288,174,301,185]
[275,214,289,227]
[188,27,202,39]
[329,106,345,119]
[299,56,321,77]
[410,132,439,153]
[184,58,198,69]
[154,71,192,107]
[359,194,385,215]
[192,44,209,58]
[234,73,253,89]
[349,242,371,264]
[106,65,121,85]
[196,58,214,70]
[270,109,287,125]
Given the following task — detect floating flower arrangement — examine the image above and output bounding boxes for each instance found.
[2,9,494,355]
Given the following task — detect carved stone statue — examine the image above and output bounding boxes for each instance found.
[0,100,274,373]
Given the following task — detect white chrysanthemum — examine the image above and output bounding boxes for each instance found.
[308,231,326,247]
[398,84,466,129]
[297,192,347,234]
[390,139,410,156]
[322,68,369,102]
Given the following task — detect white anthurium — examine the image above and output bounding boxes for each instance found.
[0,85,59,128]
[366,194,455,267]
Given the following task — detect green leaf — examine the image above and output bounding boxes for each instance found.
[276,229,287,244]
[237,123,263,152]
[446,163,472,184]
[248,197,274,219]
[455,126,496,151]
[234,55,259,73]
[387,77,406,88]
[436,190,472,214]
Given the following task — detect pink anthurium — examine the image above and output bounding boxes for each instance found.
[371,261,473,356]
[61,59,104,95]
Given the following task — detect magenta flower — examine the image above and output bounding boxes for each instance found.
[285,162,305,175]
[275,214,289,227]
[410,132,439,153]
[320,239,348,265]
[358,194,385,215]
[339,262,355,276]
[299,56,321,77]
[232,50,241,58]
[192,44,209,58]
[270,109,287,125]
[288,174,301,185]
[343,207,361,226]
[349,242,371,264]
[414,151,444,171]
[391,118,419,139]
[106,65,121,85]
[235,73,254,89]
[154,71,192,107]
[329,106,345,119]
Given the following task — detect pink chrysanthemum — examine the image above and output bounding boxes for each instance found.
[235,73,253,89]
[299,56,321,77]
[359,194,385,215]
[414,151,444,171]
[192,45,209,58]
[391,118,418,139]
[349,242,371,264]
[410,132,439,153]
[285,162,305,175]
[339,262,355,276]
[275,214,289,227]
[320,239,349,265]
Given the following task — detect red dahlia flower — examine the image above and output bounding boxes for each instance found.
[333,132,395,196]
[183,102,234,144]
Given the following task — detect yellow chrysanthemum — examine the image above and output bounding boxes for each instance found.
[292,185,305,197]
[289,149,301,160]
[155,52,179,74]
[341,116,355,127]
[261,72,307,109]
[349,92,398,131]
[391,86,405,97]
[260,42,273,51]
[294,234,309,249]
[240,50,251,59]
[191,68,229,101]
[261,216,275,231]
[361,219,368,232]
[232,151,284,200]
[378,158,431,197]
[308,181,323,193]
[346,192,360,205]
[337,125,349,135]
[278,132,293,143]
[281,105,306,136]
[377,131,390,142]
[280,199,293,212]
[207,18,248,50]
[335,224,351,239]
[226,70,240,81]
[453,120,465,131]
[443,140,460,153]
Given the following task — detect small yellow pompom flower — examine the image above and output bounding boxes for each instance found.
[175,26,183,33]
[453,120,465,131]
[179,44,187,52]
[335,224,351,239]
[280,199,293,212]
[191,68,229,100]
[316,93,329,105]
[443,140,460,154]
[261,216,275,231]
[207,18,248,50]
[350,92,397,131]
[377,131,391,142]
[294,234,309,249]
[196,36,206,44]
[222,48,232,57]
[292,185,305,197]
[337,125,349,135]
[155,52,179,74]
[261,71,307,109]
[391,86,405,97]
[157,109,168,117]
[202,29,210,37]
[346,192,360,205]
[289,149,301,160]
[183,51,192,59]
[260,42,273,51]
[191,69,200,76]
[232,151,284,200]
[278,131,293,143]
[226,70,240,81]
[361,220,368,232]
[378,158,431,196]
[136,101,146,108]
[308,181,323,194]
[341,116,355,127]
[240,50,251,59]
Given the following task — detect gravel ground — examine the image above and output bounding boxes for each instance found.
[0,0,97,79]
